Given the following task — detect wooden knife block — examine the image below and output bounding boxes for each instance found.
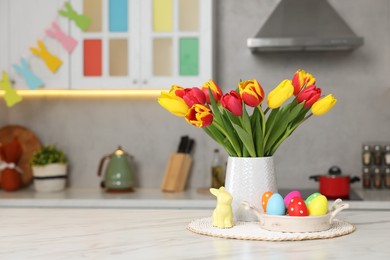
[161,153,192,192]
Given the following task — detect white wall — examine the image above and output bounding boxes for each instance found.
[1,0,390,190]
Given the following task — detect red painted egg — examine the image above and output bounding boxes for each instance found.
[262,191,273,212]
[287,196,309,217]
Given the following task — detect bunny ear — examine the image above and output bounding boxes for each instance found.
[209,188,219,197]
[30,47,40,56]
[13,64,22,74]
[37,40,45,49]
[2,71,9,81]
[21,58,28,67]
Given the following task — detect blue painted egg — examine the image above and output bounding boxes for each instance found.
[266,193,285,215]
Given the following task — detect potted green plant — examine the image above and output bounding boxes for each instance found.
[30,145,68,192]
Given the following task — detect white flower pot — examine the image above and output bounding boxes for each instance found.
[225,156,278,222]
[32,163,67,192]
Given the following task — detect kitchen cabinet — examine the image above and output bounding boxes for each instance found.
[70,0,214,89]
[0,0,70,89]
[1,0,213,90]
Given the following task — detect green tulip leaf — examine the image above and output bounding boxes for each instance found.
[232,123,256,157]
[204,124,236,156]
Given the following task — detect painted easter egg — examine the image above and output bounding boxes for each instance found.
[284,190,302,207]
[287,196,308,216]
[266,193,285,215]
[307,195,328,216]
[262,191,273,212]
[305,192,321,206]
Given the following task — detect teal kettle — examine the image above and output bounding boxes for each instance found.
[97,146,134,192]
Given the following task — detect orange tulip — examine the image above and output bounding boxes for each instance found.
[201,80,223,104]
[292,70,316,96]
[185,104,213,128]
[238,79,265,107]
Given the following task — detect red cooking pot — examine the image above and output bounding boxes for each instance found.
[309,166,360,199]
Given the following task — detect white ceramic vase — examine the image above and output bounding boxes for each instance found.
[225,156,278,222]
[32,163,67,192]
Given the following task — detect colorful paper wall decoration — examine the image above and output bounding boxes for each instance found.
[59,2,91,32]
[46,21,78,54]
[0,1,90,107]
[30,40,63,73]
[13,58,44,90]
[0,71,23,107]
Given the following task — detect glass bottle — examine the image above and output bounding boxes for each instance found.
[373,167,383,189]
[211,149,225,188]
[385,167,390,189]
[384,145,390,165]
[362,167,371,188]
[362,145,372,166]
[373,145,382,165]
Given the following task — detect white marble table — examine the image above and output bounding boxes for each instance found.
[0,207,389,259]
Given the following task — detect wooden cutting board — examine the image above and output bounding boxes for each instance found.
[0,125,42,187]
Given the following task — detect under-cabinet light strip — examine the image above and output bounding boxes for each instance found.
[0,89,164,98]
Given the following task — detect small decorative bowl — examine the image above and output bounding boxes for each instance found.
[241,199,349,233]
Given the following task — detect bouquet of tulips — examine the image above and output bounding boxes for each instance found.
[158,70,337,157]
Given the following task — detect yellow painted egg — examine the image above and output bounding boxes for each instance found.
[307,195,328,216]
[262,191,273,212]
[305,192,321,206]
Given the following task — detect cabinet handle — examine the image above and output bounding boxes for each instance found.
[143,79,148,84]
[133,80,138,84]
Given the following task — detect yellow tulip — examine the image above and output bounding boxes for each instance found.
[266,79,294,109]
[158,91,189,117]
[311,94,337,116]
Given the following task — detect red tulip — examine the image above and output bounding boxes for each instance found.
[176,87,206,107]
[297,85,322,108]
[221,91,243,116]
[185,104,213,128]
[238,79,265,107]
[201,80,223,104]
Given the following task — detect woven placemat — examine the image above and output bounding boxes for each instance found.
[187,217,356,241]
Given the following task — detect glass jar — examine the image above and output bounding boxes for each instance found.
[373,167,383,189]
[362,145,372,166]
[385,167,390,189]
[384,145,390,165]
[362,167,371,188]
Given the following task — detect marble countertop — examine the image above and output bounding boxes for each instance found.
[0,207,389,259]
[0,187,389,210]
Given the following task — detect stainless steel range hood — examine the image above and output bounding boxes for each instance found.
[247,0,364,52]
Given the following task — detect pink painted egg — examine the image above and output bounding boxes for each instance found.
[284,190,302,207]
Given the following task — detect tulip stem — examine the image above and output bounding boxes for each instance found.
[291,113,313,132]
[213,120,242,157]
[264,107,270,115]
